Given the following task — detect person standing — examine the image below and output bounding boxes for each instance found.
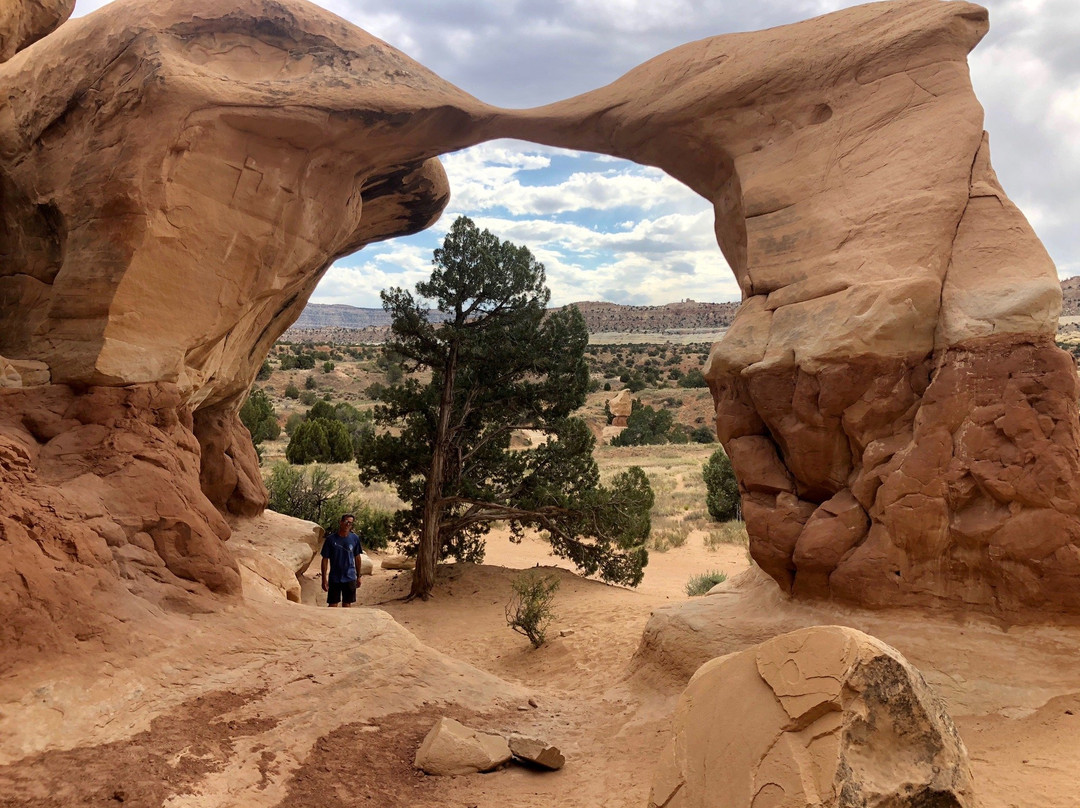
[321,513,363,607]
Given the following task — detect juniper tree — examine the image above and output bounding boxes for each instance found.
[357,216,654,600]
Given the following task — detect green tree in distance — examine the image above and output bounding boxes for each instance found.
[703,448,740,521]
[357,216,654,600]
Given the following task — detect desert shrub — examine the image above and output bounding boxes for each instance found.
[299,390,317,406]
[322,361,335,373]
[284,412,304,436]
[685,570,727,596]
[704,521,749,550]
[703,448,740,521]
[266,463,393,546]
[650,525,689,553]
[295,353,316,370]
[690,425,716,444]
[266,463,351,526]
[304,374,318,390]
[279,355,297,371]
[284,382,300,399]
[603,382,611,391]
[256,359,273,381]
[678,369,708,388]
[505,571,560,648]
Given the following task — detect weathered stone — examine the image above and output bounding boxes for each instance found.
[414,717,511,776]
[0,0,73,62]
[509,735,565,770]
[607,389,633,427]
[381,555,416,571]
[648,626,977,808]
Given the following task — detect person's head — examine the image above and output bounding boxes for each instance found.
[338,514,355,533]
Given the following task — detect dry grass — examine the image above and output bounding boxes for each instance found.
[703,520,749,550]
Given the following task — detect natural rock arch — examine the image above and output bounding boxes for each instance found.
[0,0,1075,657]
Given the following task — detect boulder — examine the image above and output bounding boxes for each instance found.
[648,625,977,808]
[508,735,565,771]
[414,717,511,776]
[381,555,416,571]
[358,554,374,576]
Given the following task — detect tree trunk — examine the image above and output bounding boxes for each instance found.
[410,342,458,600]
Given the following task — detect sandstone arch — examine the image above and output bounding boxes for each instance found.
[0,0,1074,657]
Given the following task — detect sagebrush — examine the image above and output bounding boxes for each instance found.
[505,571,560,648]
[685,569,727,596]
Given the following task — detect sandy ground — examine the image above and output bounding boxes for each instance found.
[3,526,1080,807]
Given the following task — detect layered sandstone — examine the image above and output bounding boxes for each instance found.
[0,0,1074,657]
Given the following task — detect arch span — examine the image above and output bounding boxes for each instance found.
[0,0,1074,658]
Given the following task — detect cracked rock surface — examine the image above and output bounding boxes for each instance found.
[648,625,977,808]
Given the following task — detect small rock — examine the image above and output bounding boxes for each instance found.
[528,697,539,708]
[559,629,575,637]
[509,735,565,771]
[414,717,511,776]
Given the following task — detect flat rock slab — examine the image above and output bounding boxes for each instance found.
[414,717,511,776]
[509,735,565,770]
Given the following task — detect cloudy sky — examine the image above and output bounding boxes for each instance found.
[73,0,1080,307]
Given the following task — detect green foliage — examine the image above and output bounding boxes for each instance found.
[678,368,708,388]
[690,425,716,444]
[284,382,300,399]
[304,374,318,390]
[505,571,560,648]
[299,390,317,406]
[703,448,740,521]
[611,403,675,446]
[357,216,653,598]
[239,389,280,446]
[285,420,330,464]
[322,361,335,373]
[685,569,727,596]
[265,463,351,526]
[265,463,391,548]
[256,359,273,381]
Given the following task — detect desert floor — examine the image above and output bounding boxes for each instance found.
[3,527,1080,807]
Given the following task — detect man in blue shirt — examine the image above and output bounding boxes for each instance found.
[321,513,364,607]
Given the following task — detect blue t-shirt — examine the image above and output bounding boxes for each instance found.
[321,531,363,583]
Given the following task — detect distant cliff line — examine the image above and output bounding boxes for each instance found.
[284,299,740,342]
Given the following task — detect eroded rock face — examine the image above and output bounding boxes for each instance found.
[0,0,73,62]
[0,0,1074,658]
[648,626,977,808]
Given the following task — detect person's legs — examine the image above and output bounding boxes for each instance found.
[327,581,343,607]
[340,580,358,608]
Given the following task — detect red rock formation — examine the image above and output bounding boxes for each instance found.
[0,0,1074,656]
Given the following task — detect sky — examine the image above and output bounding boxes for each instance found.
[72,0,1080,308]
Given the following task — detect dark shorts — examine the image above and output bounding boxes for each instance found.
[327,580,358,605]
